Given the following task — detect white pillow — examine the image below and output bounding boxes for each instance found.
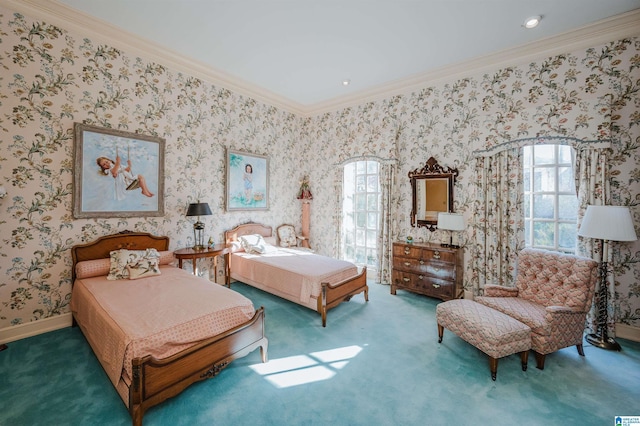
[239,234,268,254]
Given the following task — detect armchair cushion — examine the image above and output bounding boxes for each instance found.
[475,296,548,335]
[483,285,519,298]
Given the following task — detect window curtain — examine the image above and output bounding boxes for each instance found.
[376,162,395,284]
[332,167,344,257]
[470,148,525,295]
[574,148,612,336]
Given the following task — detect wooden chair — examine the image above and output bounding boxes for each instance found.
[276,224,310,249]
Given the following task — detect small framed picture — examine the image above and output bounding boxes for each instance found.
[226,149,269,211]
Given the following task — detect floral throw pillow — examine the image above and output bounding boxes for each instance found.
[239,234,269,254]
[107,248,161,280]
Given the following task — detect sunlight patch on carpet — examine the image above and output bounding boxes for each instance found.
[249,345,364,388]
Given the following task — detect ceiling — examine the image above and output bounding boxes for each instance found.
[21,1,640,114]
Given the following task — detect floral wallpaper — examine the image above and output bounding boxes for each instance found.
[0,8,303,327]
[0,4,638,334]
[302,40,640,331]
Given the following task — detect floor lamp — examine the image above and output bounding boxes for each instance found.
[577,205,637,351]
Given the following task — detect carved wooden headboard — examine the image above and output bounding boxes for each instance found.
[71,231,170,281]
[224,222,272,244]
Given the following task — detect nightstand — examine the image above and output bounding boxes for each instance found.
[174,244,228,278]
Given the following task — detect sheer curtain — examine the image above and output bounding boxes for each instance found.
[470,148,524,295]
[332,167,344,257]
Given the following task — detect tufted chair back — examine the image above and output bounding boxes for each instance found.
[515,248,598,311]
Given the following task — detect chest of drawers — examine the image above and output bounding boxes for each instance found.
[391,242,463,301]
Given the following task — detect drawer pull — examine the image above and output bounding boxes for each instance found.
[404,262,410,266]
[418,275,424,280]
[432,284,440,288]
[433,251,441,259]
[403,277,410,282]
[419,260,424,265]
[404,247,411,254]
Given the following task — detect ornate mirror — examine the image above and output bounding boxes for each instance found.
[409,157,458,231]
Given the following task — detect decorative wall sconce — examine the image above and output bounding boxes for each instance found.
[297,176,313,201]
[186,202,212,250]
[297,176,313,249]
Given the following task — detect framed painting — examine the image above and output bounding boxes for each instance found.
[73,123,165,218]
[226,149,269,211]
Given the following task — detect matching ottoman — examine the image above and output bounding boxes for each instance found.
[436,299,531,380]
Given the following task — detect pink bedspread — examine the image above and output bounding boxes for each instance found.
[70,266,255,387]
[231,247,358,304]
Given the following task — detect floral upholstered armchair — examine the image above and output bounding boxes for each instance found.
[475,248,598,370]
[276,224,310,249]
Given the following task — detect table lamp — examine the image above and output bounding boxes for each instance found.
[437,212,465,248]
[186,202,212,250]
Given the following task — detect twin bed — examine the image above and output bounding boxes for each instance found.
[70,225,366,424]
[71,231,267,426]
[224,222,368,327]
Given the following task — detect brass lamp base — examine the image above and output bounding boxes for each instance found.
[585,333,621,351]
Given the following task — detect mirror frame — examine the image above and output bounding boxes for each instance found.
[409,157,458,231]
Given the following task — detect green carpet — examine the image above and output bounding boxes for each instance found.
[1,281,639,425]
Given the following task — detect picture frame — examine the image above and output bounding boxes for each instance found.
[73,123,165,218]
[226,149,269,211]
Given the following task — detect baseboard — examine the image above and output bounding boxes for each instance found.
[0,313,73,345]
[616,323,640,343]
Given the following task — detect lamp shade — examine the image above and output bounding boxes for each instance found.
[186,202,212,217]
[578,205,637,242]
[437,212,465,231]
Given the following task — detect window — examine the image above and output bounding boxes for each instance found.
[523,144,578,253]
[342,160,381,270]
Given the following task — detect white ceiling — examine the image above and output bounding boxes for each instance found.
[29,1,640,113]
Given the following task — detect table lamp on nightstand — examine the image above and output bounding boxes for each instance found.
[186,201,212,250]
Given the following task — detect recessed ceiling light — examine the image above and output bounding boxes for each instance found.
[342,79,351,86]
[524,15,541,29]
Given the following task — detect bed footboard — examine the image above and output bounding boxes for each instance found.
[318,268,368,327]
[129,307,267,426]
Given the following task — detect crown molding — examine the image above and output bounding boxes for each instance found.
[309,8,640,116]
[2,0,639,117]
[1,0,308,115]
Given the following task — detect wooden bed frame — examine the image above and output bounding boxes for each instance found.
[224,222,368,327]
[71,231,268,426]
